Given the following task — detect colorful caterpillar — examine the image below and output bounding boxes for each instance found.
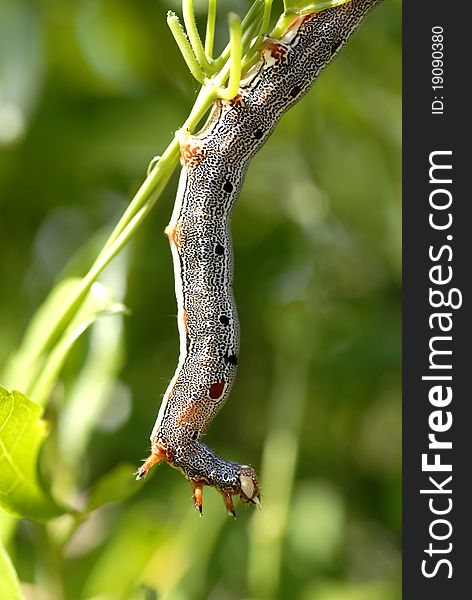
[136,0,382,516]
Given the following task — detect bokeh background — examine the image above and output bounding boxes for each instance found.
[0,0,401,598]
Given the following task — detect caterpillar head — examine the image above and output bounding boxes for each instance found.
[215,464,261,517]
[238,465,261,508]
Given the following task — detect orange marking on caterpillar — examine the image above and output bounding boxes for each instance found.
[284,15,304,34]
[180,135,206,170]
[220,93,246,109]
[175,400,209,428]
[302,13,318,25]
[182,308,189,336]
[230,93,245,108]
[261,40,289,65]
[165,220,184,248]
[280,13,315,43]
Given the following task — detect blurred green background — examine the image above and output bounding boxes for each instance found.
[0,0,401,599]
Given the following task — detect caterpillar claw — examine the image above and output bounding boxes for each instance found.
[221,490,236,518]
[135,446,166,480]
[192,481,204,515]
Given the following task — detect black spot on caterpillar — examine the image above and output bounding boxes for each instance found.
[223,351,238,366]
[137,0,384,516]
[223,180,233,193]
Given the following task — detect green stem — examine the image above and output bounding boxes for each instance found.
[243,0,273,69]
[213,0,265,70]
[183,0,212,73]
[167,11,206,84]
[30,315,95,407]
[218,13,242,100]
[205,0,217,59]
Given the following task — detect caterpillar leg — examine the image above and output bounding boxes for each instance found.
[135,444,167,480]
[190,481,239,518]
[191,480,204,515]
[190,479,236,517]
[220,490,236,518]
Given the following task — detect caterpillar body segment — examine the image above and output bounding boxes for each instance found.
[137,0,382,515]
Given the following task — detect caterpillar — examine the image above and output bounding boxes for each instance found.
[136,0,382,516]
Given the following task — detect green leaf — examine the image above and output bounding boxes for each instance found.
[283,0,353,15]
[56,256,128,468]
[86,464,145,512]
[2,278,83,395]
[0,387,62,520]
[2,277,127,408]
[28,281,128,407]
[0,539,24,600]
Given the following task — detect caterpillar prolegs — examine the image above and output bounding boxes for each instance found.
[136,0,383,515]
